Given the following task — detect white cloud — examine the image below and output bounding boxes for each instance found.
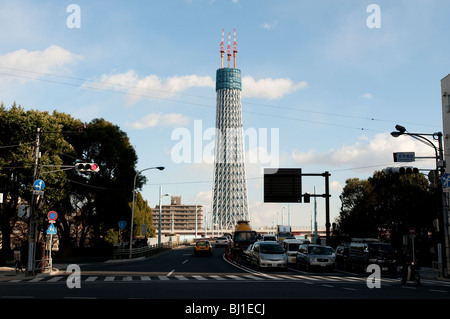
[0,45,82,81]
[361,93,374,99]
[88,70,215,105]
[130,112,190,129]
[242,76,308,99]
[292,132,436,171]
[260,21,278,30]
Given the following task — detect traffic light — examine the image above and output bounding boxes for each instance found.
[382,166,419,174]
[75,163,99,173]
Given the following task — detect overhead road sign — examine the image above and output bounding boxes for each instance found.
[264,168,302,203]
[393,152,415,162]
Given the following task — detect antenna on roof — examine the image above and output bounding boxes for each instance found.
[233,29,237,68]
[220,29,225,68]
[227,32,231,68]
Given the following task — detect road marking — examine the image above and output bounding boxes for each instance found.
[104,276,115,281]
[29,278,44,282]
[182,260,189,264]
[260,274,283,280]
[429,289,448,293]
[140,276,151,281]
[123,276,133,281]
[193,275,207,280]
[158,276,170,280]
[343,287,357,291]
[226,275,245,280]
[210,275,226,280]
[244,274,266,280]
[85,276,97,281]
[47,276,63,282]
[175,276,189,280]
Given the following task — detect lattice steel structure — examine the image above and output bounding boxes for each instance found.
[212,30,249,230]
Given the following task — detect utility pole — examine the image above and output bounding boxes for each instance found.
[26,128,40,276]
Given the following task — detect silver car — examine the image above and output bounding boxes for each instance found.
[296,244,335,271]
[250,241,287,270]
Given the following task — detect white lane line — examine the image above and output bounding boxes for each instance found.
[158,276,170,281]
[175,276,189,280]
[193,275,208,280]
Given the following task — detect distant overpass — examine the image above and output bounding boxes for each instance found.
[159,226,326,238]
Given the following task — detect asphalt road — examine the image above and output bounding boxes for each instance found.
[1,245,450,304]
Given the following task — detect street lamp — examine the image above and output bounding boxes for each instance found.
[391,124,450,277]
[129,166,164,258]
[158,185,171,246]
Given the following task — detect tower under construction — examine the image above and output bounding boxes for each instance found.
[212,29,249,230]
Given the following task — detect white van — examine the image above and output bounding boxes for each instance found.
[282,239,310,263]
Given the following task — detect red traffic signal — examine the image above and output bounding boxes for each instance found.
[75,163,100,172]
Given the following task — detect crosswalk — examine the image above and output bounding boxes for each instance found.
[6,273,404,285]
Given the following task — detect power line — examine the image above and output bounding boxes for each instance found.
[0,67,438,132]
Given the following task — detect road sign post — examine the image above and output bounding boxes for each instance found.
[410,227,416,262]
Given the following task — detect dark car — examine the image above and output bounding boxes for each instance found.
[347,240,396,274]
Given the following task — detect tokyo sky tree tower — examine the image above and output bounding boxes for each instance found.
[212,29,249,230]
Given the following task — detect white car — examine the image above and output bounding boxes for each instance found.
[214,236,230,247]
[250,241,287,270]
[296,244,335,271]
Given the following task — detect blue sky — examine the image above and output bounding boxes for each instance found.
[0,0,447,230]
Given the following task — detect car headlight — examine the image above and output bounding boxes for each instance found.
[308,257,316,263]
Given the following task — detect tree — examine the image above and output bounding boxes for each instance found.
[0,103,79,263]
[335,170,438,257]
[0,103,146,260]
[131,192,155,238]
[64,118,144,249]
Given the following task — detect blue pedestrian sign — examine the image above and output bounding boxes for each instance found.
[33,179,45,191]
[118,221,127,230]
[442,173,450,188]
[46,224,57,235]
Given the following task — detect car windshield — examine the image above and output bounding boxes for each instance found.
[260,244,284,254]
[197,241,208,246]
[308,246,330,255]
[287,243,300,251]
[234,232,256,242]
[369,243,393,254]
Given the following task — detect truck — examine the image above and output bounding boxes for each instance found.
[276,225,294,242]
[230,220,257,259]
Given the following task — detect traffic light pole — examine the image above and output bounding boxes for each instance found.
[26,128,40,276]
[391,125,450,277]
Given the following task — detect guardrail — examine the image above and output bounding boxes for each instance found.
[113,241,186,260]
